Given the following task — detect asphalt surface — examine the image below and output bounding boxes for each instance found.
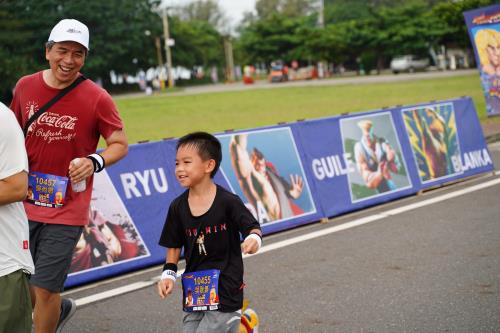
[113,69,479,99]
[59,143,500,333]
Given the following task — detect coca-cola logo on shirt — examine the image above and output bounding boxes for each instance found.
[24,102,78,143]
[37,113,77,130]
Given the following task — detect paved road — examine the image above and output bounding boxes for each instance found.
[60,143,500,333]
[113,69,478,100]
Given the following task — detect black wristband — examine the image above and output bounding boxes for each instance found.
[86,153,105,173]
[86,156,98,173]
[163,263,177,273]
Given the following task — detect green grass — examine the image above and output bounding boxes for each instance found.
[115,73,490,144]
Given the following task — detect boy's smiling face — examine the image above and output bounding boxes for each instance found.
[175,144,215,187]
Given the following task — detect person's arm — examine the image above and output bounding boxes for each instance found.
[157,248,181,299]
[354,143,384,189]
[381,141,401,174]
[0,105,28,205]
[100,129,129,167]
[229,134,253,179]
[0,171,28,205]
[360,160,385,189]
[229,134,261,207]
[69,129,128,184]
[231,194,262,255]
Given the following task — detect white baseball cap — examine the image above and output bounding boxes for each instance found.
[48,19,90,50]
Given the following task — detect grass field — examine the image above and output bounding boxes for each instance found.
[115,73,489,144]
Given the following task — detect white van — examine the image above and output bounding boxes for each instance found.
[390,55,429,74]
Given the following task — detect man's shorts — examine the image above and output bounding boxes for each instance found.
[0,269,32,333]
[29,221,83,292]
[183,310,242,333]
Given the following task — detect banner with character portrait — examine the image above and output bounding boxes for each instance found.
[464,4,500,116]
[216,127,320,234]
[340,112,412,203]
[402,102,462,184]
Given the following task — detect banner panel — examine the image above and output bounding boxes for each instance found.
[295,110,418,218]
[340,111,413,203]
[464,4,500,116]
[66,140,181,287]
[216,126,322,234]
[398,98,494,188]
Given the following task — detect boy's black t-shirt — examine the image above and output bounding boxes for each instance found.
[159,184,261,312]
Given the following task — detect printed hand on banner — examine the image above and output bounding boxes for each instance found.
[378,161,391,180]
[288,174,303,199]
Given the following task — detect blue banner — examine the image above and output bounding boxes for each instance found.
[215,126,323,235]
[67,141,180,286]
[464,4,500,116]
[296,109,418,217]
[65,96,494,288]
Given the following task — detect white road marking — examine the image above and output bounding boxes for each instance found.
[74,173,500,307]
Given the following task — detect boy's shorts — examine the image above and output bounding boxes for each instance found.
[29,221,83,292]
[183,310,242,333]
[0,269,32,333]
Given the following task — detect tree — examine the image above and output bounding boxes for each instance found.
[281,0,318,18]
[319,0,455,73]
[169,17,225,68]
[324,0,365,24]
[175,0,229,33]
[0,0,162,102]
[236,13,316,66]
[255,0,281,19]
[362,1,450,73]
[255,0,317,19]
[0,1,54,103]
[432,0,497,49]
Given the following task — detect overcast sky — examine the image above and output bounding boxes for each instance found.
[165,0,257,28]
[218,0,256,27]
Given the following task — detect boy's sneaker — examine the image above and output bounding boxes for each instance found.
[55,298,77,333]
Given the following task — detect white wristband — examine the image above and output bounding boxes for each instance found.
[245,233,262,250]
[161,269,177,282]
[88,153,105,171]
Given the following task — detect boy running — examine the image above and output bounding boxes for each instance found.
[157,132,262,333]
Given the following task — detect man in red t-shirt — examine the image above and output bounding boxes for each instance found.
[10,19,128,333]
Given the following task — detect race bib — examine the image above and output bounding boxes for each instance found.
[27,172,68,208]
[181,269,220,312]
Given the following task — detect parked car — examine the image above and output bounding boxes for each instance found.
[390,55,429,74]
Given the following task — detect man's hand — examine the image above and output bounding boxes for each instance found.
[157,278,175,299]
[68,158,94,184]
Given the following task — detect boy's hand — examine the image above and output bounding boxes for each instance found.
[157,278,175,299]
[242,237,259,255]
